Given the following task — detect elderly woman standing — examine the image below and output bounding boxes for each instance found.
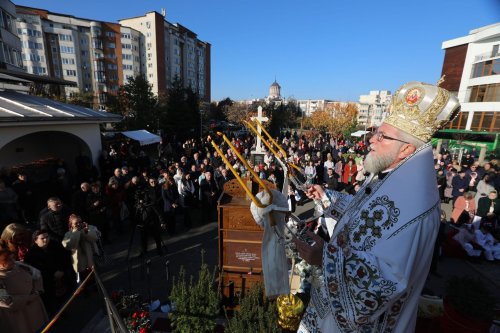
[0,240,48,333]
[451,191,476,225]
[62,214,99,283]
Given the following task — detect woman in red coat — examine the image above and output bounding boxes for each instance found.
[343,158,357,184]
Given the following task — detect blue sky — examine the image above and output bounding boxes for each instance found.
[15,0,500,102]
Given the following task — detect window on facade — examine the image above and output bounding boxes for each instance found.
[1,11,13,33]
[122,44,131,49]
[468,83,500,102]
[446,111,469,130]
[62,58,75,65]
[107,42,116,49]
[91,27,101,36]
[59,34,73,42]
[66,69,76,76]
[31,66,46,75]
[493,60,500,75]
[105,31,115,38]
[468,112,500,132]
[93,39,103,49]
[60,46,75,53]
[472,59,500,78]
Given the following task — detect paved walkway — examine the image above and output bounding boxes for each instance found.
[68,199,499,332]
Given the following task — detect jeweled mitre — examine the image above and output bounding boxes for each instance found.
[384,81,461,142]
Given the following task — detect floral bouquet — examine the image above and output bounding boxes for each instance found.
[111,290,151,333]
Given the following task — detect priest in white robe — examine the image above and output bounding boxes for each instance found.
[295,81,461,333]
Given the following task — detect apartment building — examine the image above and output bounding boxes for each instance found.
[14,6,211,110]
[441,23,500,132]
[357,90,391,128]
[0,0,23,72]
[15,6,126,109]
[119,11,211,101]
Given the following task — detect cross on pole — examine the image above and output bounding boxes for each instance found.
[251,106,269,153]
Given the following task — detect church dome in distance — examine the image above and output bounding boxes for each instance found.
[269,80,281,98]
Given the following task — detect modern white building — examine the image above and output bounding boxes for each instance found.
[357,90,391,127]
[297,99,334,116]
[119,11,211,101]
[441,23,500,132]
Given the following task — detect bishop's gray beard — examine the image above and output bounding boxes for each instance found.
[364,144,402,174]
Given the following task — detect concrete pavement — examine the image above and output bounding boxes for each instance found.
[47,198,499,332]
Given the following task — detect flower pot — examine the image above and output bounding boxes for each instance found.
[441,299,492,333]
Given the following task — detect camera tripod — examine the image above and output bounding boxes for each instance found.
[126,215,169,292]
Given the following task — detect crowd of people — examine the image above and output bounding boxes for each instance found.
[0,123,498,332]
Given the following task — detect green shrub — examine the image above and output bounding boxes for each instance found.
[169,251,221,333]
[225,283,279,333]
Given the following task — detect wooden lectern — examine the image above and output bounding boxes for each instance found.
[218,178,276,303]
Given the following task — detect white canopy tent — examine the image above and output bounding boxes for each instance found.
[121,130,161,146]
[350,130,369,137]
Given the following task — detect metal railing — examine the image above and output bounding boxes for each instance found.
[40,267,128,333]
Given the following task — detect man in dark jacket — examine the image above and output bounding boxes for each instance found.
[135,177,165,256]
[39,197,72,242]
[477,190,500,233]
[200,171,219,224]
[324,168,339,191]
[451,170,469,205]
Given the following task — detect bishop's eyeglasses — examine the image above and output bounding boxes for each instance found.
[373,131,410,144]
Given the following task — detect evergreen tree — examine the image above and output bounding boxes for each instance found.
[169,250,221,333]
[161,76,201,140]
[107,75,157,131]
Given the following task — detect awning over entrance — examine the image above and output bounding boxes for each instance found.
[351,130,369,137]
[121,130,161,146]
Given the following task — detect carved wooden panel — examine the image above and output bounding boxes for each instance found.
[222,242,262,271]
[224,207,261,231]
[222,230,263,242]
[223,179,246,198]
[222,178,277,198]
